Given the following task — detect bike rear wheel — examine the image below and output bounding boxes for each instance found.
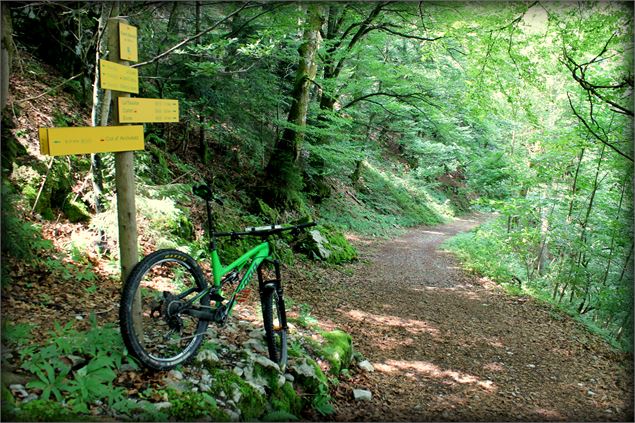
[262,287,288,370]
[119,249,209,370]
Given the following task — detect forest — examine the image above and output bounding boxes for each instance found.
[1,1,633,421]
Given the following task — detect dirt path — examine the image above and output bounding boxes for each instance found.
[288,215,633,421]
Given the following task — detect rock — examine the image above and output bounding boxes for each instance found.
[168,370,184,380]
[284,373,294,382]
[22,393,38,403]
[290,359,316,379]
[225,409,241,422]
[219,390,227,399]
[244,338,267,354]
[254,355,281,373]
[9,384,28,399]
[290,358,329,395]
[243,365,268,395]
[201,372,212,384]
[199,383,211,392]
[233,366,244,377]
[308,229,332,260]
[353,389,372,401]
[196,349,220,364]
[249,328,265,339]
[358,360,374,372]
[231,385,242,403]
[154,402,172,410]
[277,375,286,388]
[527,364,536,368]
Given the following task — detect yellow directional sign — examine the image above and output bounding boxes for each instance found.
[38,126,144,156]
[119,22,138,62]
[100,59,139,94]
[118,98,179,123]
[38,128,50,155]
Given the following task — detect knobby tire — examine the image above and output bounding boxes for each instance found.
[119,249,209,371]
[262,287,288,370]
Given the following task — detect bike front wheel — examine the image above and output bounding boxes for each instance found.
[262,287,288,370]
[119,249,209,371]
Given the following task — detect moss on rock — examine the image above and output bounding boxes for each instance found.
[207,367,266,420]
[63,199,90,223]
[321,329,353,375]
[269,382,302,417]
[166,389,229,421]
[299,225,357,264]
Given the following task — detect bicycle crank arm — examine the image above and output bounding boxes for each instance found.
[180,308,217,322]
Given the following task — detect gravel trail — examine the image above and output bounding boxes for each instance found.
[288,215,633,421]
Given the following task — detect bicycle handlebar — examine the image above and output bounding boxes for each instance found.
[213,222,317,238]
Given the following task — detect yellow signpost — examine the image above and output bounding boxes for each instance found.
[118,98,179,123]
[100,59,139,93]
[119,23,138,62]
[38,126,144,156]
[38,128,50,155]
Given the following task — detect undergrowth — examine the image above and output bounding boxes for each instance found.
[443,217,632,352]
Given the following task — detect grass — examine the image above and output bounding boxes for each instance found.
[319,159,454,237]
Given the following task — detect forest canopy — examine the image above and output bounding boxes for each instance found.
[2,0,633,357]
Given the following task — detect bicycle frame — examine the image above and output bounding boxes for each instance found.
[180,240,271,320]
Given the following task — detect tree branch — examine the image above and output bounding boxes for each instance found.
[567,92,633,162]
[373,24,442,41]
[132,2,250,68]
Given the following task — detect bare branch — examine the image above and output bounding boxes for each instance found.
[373,24,443,41]
[132,2,250,68]
[567,92,633,162]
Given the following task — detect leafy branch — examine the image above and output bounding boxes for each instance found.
[566,92,633,162]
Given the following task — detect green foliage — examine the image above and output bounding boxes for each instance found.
[1,322,34,346]
[26,362,71,401]
[262,410,299,422]
[10,399,80,422]
[166,389,229,421]
[269,382,302,417]
[15,318,135,418]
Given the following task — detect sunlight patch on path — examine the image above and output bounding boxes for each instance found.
[342,308,440,337]
[374,359,497,392]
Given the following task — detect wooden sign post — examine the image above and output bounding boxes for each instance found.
[37,18,179,290]
[107,17,138,284]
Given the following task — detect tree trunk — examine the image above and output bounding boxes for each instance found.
[264,5,323,206]
[1,3,14,111]
[90,3,115,252]
[194,1,209,163]
[567,147,585,221]
[601,176,627,286]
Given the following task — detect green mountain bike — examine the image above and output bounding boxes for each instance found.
[119,183,316,371]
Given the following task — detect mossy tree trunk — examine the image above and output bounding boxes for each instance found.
[264,5,324,206]
[1,3,14,111]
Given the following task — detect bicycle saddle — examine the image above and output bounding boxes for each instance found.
[192,183,213,201]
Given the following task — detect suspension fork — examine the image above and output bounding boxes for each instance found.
[257,259,288,329]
